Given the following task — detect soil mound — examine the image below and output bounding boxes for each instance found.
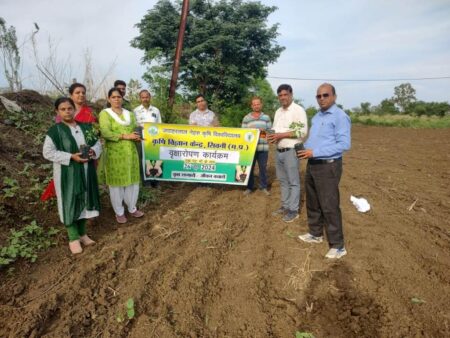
[0,90,53,115]
[0,90,55,244]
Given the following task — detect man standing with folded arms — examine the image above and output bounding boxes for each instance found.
[297,83,351,259]
[268,84,308,223]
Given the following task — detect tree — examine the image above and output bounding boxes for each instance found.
[360,102,371,114]
[410,101,450,117]
[377,99,398,115]
[131,0,284,105]
[248,77,278,115]
[31,26,73,95]
[392,83,416,113]
[0,17,22,91]
[219,77,278,127]
[127,78,143,105]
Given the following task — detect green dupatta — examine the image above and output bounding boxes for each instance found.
[47,123,100,225]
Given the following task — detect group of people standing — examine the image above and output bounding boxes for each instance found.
[237,83,351,259]
[43,80,351,259]
[43,81,157,254]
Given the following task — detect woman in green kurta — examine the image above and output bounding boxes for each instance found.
[99,88,145,223]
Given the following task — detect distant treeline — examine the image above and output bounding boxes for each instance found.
[346,83,449,117]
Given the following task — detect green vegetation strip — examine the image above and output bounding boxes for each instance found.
[351,114,450,128]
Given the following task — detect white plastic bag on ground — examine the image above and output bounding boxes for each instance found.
[350,195,371,213]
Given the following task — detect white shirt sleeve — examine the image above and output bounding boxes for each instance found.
[133,106,140,125]
[91,139,103,159]
[155,107,162,123]
[43,135,72,166]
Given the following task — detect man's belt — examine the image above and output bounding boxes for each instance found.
[308,157,342,165]
[277,148,293,153]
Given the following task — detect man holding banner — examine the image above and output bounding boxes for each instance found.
[133,90,162,187]
[268,84,308,223]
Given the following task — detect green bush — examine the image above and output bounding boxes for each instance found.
[0,221,59,267]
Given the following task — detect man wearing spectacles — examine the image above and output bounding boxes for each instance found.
[297,83,351,259]
[189,94,219,126]
[268,84,308,223]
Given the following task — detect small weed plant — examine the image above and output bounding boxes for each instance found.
[2,177,19,198]
[0,221,59,267]
[116,298,136,323]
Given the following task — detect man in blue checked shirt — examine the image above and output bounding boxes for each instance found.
[297,83,351,259]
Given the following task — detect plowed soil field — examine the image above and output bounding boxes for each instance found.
[1,126,449,338]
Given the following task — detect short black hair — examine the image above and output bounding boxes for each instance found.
[277,84,293,94]
[114,80,126,87]
[68,82,86,95]
[54,97,75,110]
[108,87,123,98]
[195,94,205,102]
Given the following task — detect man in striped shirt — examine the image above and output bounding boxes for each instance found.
[241,97,272,196]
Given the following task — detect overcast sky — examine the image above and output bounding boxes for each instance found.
[1,0,449,108]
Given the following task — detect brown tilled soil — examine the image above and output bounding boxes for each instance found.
[0,126,449,338]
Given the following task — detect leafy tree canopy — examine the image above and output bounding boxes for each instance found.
[409,101,450,117]
[131,0,284,104]
[392,83,416,113]
[378,99,399,115]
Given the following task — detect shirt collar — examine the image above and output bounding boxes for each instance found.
[250,112,265,119]
[196,109,210,114]
[320,104,338,114]
[281,101,295,111]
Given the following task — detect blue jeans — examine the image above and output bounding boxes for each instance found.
[275,148,300,212]
[247,151,269,190]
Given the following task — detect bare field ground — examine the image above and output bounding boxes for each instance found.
[1,125,449,337]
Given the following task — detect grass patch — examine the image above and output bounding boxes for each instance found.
[0,221,59,267]
[351,114,450,128]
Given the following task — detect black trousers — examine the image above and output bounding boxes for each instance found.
[305,159,344,248]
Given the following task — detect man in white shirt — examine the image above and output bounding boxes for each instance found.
[189,94,219,126]
[267,84,308,223]
[133,90,162,126]
[133,89,162,187]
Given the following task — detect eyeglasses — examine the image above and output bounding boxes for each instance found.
[196,99,205,103]
[316,93,331,99]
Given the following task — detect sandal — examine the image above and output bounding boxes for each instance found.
[115,214,128,224]
[129,210,144,218]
